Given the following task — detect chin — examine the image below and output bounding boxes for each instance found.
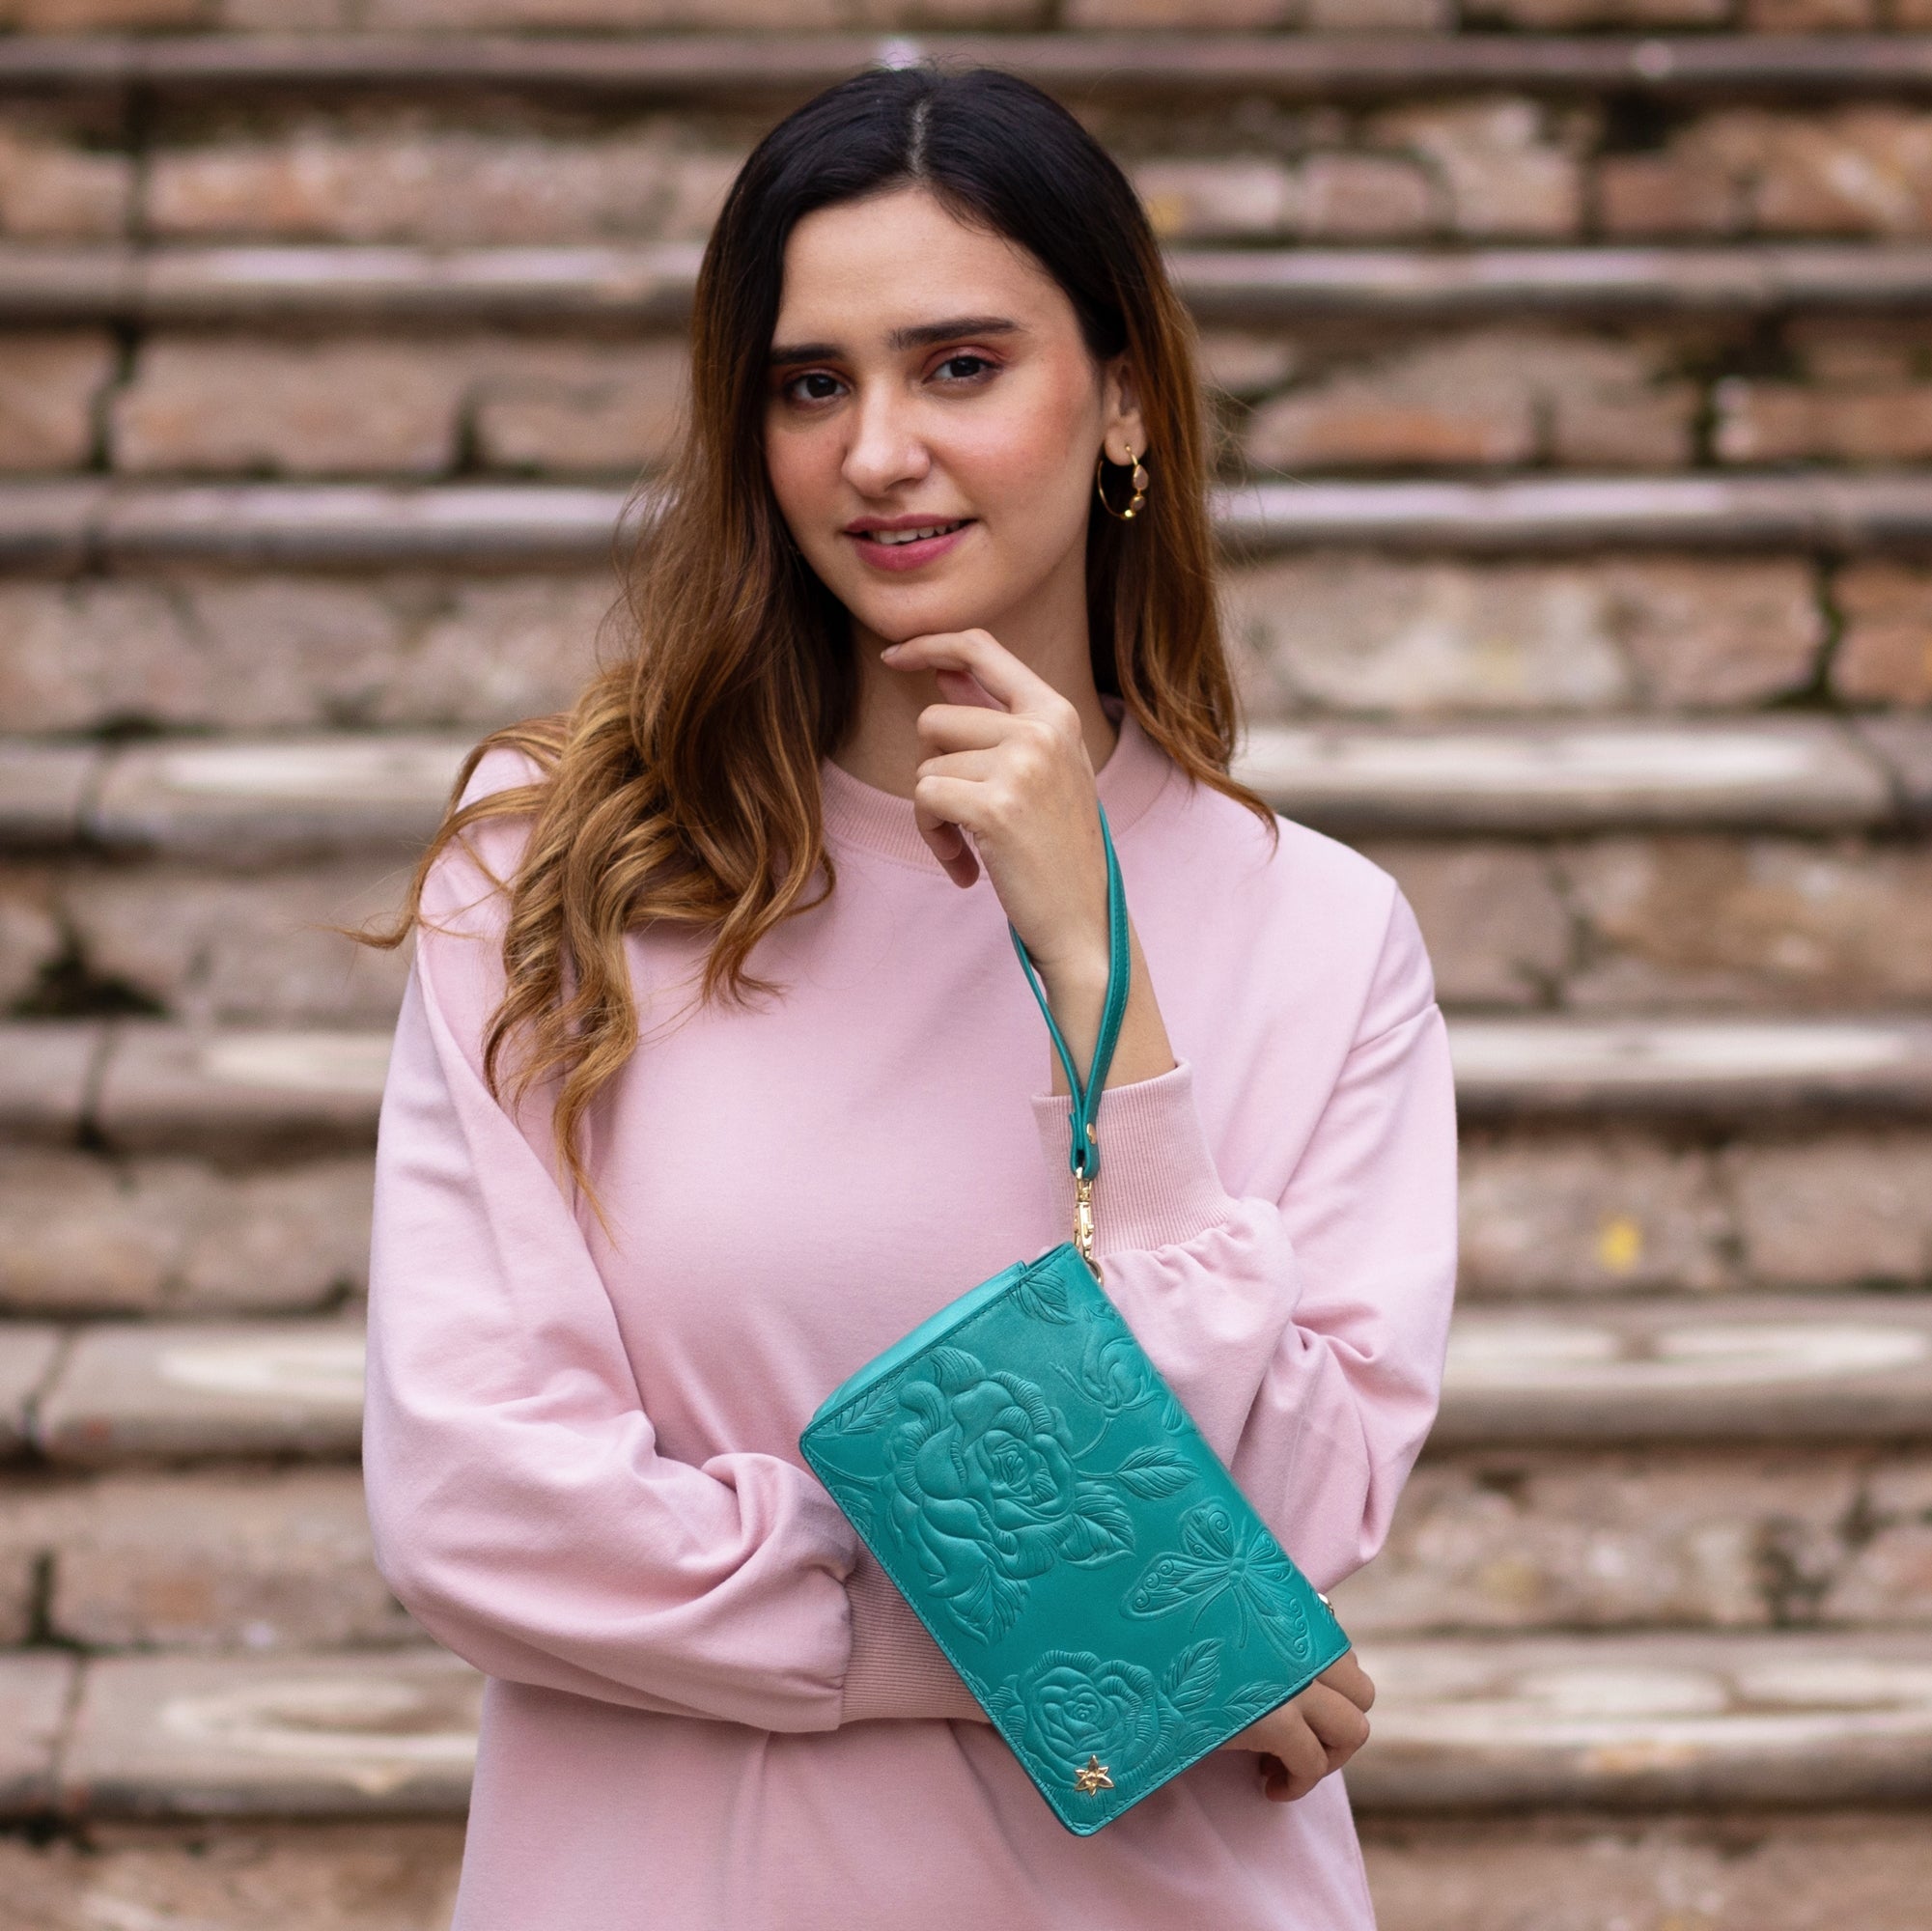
[856,549,1043,639]
[847,582,995,647]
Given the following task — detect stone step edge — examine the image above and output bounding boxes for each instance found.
[7,1017,1932,1157]
[4,716,1920,856]
[9,1295,1932,1471]
[2,32,1931,98]
[10,1631,1932,1819]
[14,476,1932,572]
[14,242,1932,323]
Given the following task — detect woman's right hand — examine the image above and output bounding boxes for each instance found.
[1220,1652,1375,1803]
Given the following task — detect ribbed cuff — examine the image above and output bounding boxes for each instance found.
[1031,1058,1233,1257]
[839,1549,986,1725]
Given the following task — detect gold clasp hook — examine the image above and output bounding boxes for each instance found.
[1074,1170,1100,1281]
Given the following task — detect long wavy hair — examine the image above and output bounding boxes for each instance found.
[367,64,1275,1196]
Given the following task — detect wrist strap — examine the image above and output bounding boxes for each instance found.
[1006,799,1131,1186]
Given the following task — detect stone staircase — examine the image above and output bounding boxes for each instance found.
[6,4,1932,1925]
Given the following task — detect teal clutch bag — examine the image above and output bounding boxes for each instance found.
[799,800,1351,1835]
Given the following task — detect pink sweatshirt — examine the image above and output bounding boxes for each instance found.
[362,699,1458,1931]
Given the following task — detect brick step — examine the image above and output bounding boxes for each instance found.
[1353,1629,1932,1811]
[19,858,1932,1036]
[3,33,1930,100]
[1460,1123,1932,1301]
[21,321,1932,488]
[1,1440,1925,1654]
[1361,1814,1932,1931]
[8,1018,1932,1159]
[3,1296,1925,1471]
[0,1822,463,1931]
[23,1317,366,1465]
[0,1467,409,1652]
[14,478,1932,570]
[2,1630,1929,1819]
[1436,1294,1932,1446]
[17,826,1932,1024]
[23,285,1932,483]
[16,241,1932,323]
[1451,1016,1932,1115]
[8,557,1927,733]
[7,735,1932,1021]
[0,1647,476,1819]
[1241,716,1918,831]
[4,1120,1929,1323]
[4,719,1918,854]
[0,1815,1920,1931]
[24,293,1932,497]
[11,41,1932,263]
[14,727,1932,1026]
[1344,1441,1932,1638]
[17,325,1932,483]
[0,1148,374,1320]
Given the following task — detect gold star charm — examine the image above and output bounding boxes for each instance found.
[1073,1755,1114,1796]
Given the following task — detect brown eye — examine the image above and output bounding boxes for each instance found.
[934,354,993,382]
[786,372,843,403]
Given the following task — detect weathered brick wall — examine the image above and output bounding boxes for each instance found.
[7,0,1930,28]
[5,6,1932,1923]
[0,574,611,732]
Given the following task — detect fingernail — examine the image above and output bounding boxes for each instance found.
[880,642,902,658]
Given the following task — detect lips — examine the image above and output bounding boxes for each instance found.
[845,518,976,574]
[868,519,967,546]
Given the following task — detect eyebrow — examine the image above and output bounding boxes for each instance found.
[768,315,1022,366]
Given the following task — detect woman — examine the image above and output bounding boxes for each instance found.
[362,64,1457,1931]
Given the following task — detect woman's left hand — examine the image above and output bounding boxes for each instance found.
[879,628,1111,991]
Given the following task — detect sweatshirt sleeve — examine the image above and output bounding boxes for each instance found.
[1028,885,1458,1596]
[361,757,982,1731]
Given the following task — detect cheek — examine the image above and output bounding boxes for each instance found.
[763,417,839,545]
[949,387,1095,528]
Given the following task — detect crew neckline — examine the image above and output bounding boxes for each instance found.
[819,695,1175,872]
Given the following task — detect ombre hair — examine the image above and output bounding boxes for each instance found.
[366,63,1275,1195]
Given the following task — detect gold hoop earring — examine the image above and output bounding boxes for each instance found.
[1095,448,1149,521]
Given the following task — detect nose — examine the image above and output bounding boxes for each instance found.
[841,380,931,498]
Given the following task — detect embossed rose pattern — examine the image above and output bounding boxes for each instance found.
[989,1639,1229,1795]
[997,1652,1162,1778]
[882,1345,1136,1642]
[1056,1323,1186,1437]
